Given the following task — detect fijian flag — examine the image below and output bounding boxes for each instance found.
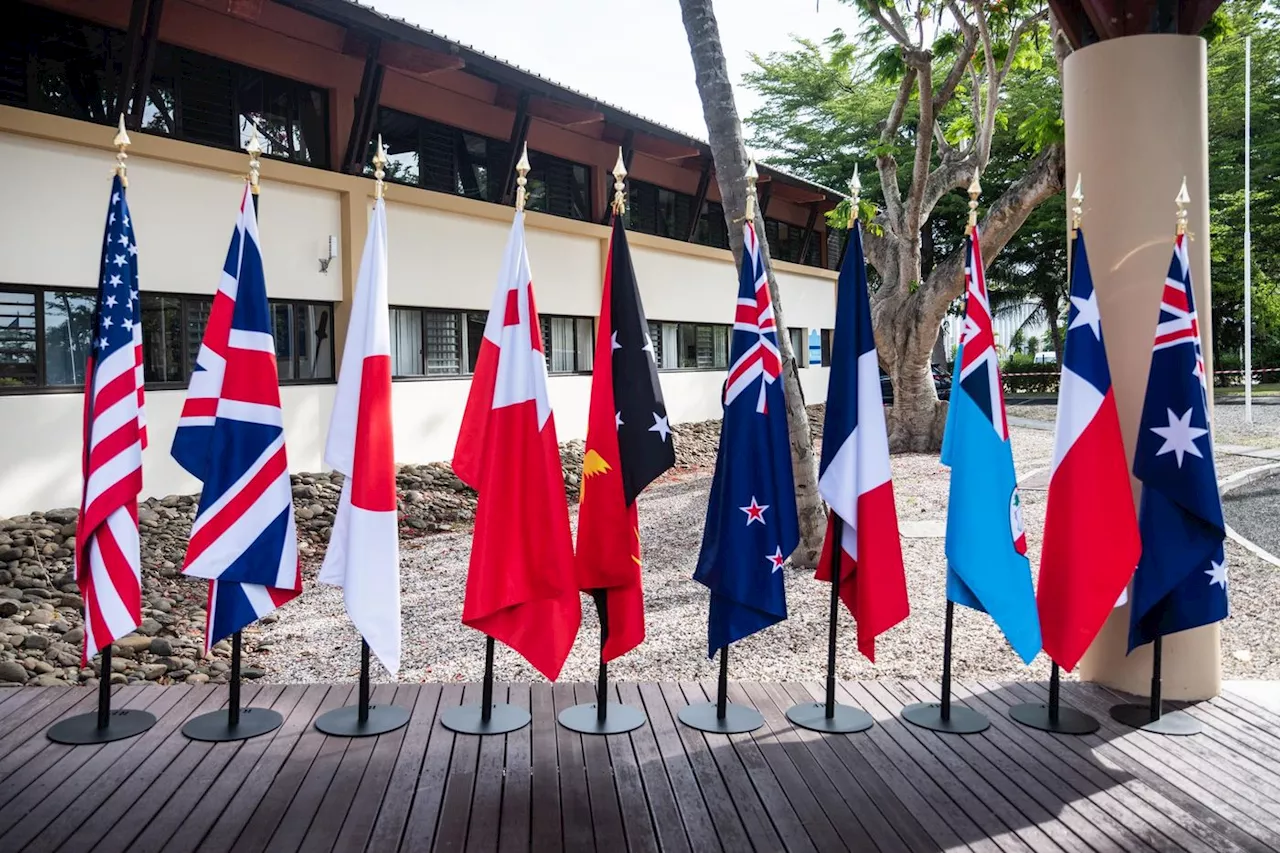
[172,185,301,653]
[574,217,675,662]
[1128,233,1227,651]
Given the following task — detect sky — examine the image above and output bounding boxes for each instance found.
[363,0,851,146]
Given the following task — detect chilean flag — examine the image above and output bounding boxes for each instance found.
[453,211,581,681]
[316,195,401,675]
[1037,229,1140,671]
[815,220,908,661]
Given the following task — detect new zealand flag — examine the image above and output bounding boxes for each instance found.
[692,221,799,656]
[1128,234,1227,651]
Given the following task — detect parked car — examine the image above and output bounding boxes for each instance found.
[879,366,951,404]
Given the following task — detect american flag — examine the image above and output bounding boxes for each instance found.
[76,174,147,664]
[171,185,300,653]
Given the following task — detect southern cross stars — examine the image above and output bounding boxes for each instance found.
[1069,289,1102,340]
[1150,407,1208,467]
[649,413,670,441]
[611,331,621,351]
[1206,558,1227,589]
[766,547,786,573]
[740,497,768,525]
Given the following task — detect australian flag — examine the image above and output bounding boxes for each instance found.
[172,186,301,653]
[692,220,799,656]
[1128,233,1227,651]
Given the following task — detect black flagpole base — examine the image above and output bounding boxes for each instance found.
[901,701,990,734]
[1008,702,1100,735]
[47,709,156,745]
[315,703,411,738]
[785,701,874,734]
[440,702,530,735]
[1109,702,1201,736]
[183,706,282,742]
[558,702,646,735]
[678,702,762,734]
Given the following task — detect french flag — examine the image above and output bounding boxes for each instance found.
[172,185,301,653]
[814,219,908,661]
[1037,229,1140,671]
[317,195,401,675]
[453,210,580,681]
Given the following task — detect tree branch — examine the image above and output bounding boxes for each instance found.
[972,0,999,166]
[935,0,977,113]
[998,10,1049,87]
[877,66,915,227]
[902,51,934,241]
[866,0,914,47]
[920,143,1065,313]
[921,157,977,220]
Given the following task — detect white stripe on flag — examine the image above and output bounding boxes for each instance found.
[189,435,285,536]
[1050,368,1105,473]
[183,476,292,580]
[228,329,277,353]
[819,349,891,523]
[83,446,142,510]
[88,528,136,641]
[215,399,285,427]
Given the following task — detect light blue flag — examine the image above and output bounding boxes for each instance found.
[941,232,1041,664]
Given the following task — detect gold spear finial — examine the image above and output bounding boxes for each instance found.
[966,168,981,235]
[372,134,387,201]
[848,164,861,229]
[514,143,531,213]
[246,127,262,195]
[610,147,627,216]
[1175,176,1190,236]
[113,114,131,187]
[745,159,759,222]
[1070,173,1084,235]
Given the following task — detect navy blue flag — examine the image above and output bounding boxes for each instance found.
[692,220,799,655]
[1129,234,1227,651]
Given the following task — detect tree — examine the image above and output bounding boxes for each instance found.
[679,0,826,567]
[745,0,1068,450]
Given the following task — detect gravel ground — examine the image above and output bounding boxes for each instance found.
[1224,472,1280,558]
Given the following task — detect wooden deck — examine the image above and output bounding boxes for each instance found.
[1,679,1279,853]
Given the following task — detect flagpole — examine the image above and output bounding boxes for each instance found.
[901,172,992,736]
[1244,34,1253,423]
[1108,180,1205,737]
[1008,176,1099,736]
[559,153,648,737]
[47,117,157,746]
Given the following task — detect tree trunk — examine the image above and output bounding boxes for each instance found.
[678,0,825,567]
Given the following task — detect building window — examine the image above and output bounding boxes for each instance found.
[788,327,807,367]
[765,218,821,267]
[820,328,833,367]
[695,201,731,250]
[827,229,847,270]
[538,315,594,374]
[647,321,729,371]
[368,109,591,222]
[270,300,334,381]
[1,5,328,166]
[388,307,490,378]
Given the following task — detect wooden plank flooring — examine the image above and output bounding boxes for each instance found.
[0,680,1277,853]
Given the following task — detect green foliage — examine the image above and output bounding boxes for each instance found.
[1207,0,1280,370]
[1000,353,1060,394]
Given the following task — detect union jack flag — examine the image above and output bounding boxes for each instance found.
[76,174,147,664]
[172,185,300,653]
[1153,235,1207,387]
[957,226,1010,441]
[725,222,783,412]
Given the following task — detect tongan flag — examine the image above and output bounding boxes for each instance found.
[941,227,1040,664]
[815,220,908,662]
[77,175,147,663]
[1128,234,1227,651]
[454,211,581,681]
[692,219,798,656]
[575,217,675,662]
[316,195,400,674]
[172,185,300,653]
[1038,230,1140,671]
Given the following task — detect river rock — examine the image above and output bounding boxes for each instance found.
[0,661,28,683]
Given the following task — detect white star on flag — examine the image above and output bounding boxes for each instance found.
[615,411,623,428]
[649,412,671,441]
[1205,559,1227,589]
[766,546,786,573]
[1069,290,1102,340]
[642,334,655,358]
[117,233,129,247]
[611,331,621,351]
[108,274,122,287]
[1150,407,1208,467]
[105,295,117,308]
[123,319,133,332]
[739,497,768,525]
[127,243,137,257]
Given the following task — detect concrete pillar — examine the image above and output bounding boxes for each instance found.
[1065,35,1220,700]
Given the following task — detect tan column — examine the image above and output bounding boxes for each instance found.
[334,190,369,377]
[1065,34,1220,700]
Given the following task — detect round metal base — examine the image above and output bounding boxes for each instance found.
[439,703,530,735]
[1008,702,1100,735]
[900,701,990,734]
[314,703,411,738]
[785,701,874,734]
[1109,703,1202,736]
[677,701,762,734]
[557,702,646,735]
[47,709,157,745]
[182,707,282,742]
